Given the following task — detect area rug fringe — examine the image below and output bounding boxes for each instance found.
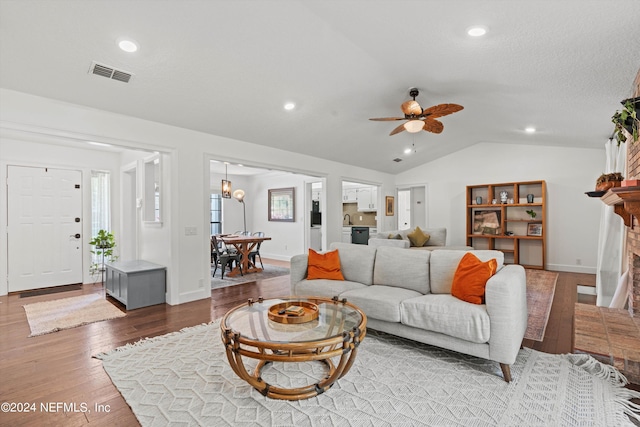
[566,353,640,422]
[94,322,216,359]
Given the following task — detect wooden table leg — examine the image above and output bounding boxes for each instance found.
[226,242,263,277]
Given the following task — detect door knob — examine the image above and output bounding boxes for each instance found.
[70,233,81,239]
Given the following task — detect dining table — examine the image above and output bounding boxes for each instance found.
[220,234,272,277]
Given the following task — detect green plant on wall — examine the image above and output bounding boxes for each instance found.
[612,98,639,144]
[89,229,118,277]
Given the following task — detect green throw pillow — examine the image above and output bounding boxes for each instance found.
[407,226,430,247]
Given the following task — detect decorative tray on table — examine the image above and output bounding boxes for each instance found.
[268,301,319,324]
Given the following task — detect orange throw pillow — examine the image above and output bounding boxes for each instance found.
[451,252,498,304]
[307,249,345,280]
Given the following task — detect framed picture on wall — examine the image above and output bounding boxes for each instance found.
[268,187,295,222]
[527,223,542,236]
[385,196,394,216]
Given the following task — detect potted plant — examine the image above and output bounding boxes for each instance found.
[89,229,118,283]
[526,209,537,219]
[595,172,624,191]
[612,97,639,144]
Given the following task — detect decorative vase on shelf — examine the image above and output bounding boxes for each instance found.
[527,194,534,203]
[499,191,508,203]
[476,196,483,204]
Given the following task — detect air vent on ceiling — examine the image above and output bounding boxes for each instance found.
[393,158,403,162]
[89,61,134,83]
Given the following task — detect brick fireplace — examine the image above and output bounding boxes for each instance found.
[624,70,640,316]
[572,70,640,384]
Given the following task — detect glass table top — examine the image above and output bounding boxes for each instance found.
[223,297,363,344]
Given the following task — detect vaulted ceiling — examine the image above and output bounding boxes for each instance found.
[1,0,638,173]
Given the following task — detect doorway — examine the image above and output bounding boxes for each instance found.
[396,185,426,230]
[7,165,83,292]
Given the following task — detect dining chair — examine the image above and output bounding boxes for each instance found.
[249,231,265,269]
[211,235,242,279]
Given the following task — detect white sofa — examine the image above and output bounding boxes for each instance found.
[290,242,527,382]
[369,227,473,250]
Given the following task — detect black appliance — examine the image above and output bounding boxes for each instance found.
[312,200,320,213]
[351,226,369,245]
[311,211,321,225]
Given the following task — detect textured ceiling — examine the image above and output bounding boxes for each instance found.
[1,0,638,174]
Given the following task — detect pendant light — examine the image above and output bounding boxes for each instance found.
[221,162,231,198]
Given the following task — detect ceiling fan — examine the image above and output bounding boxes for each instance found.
[369,88,463,136]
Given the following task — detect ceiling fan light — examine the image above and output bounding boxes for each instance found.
[404,120,424,133]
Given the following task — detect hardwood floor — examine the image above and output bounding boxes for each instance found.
[0,266,625,426]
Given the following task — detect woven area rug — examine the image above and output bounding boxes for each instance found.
[96,322,640,426]
[524,269,558,341]
[211,264,289,289]
[24,293,125,337]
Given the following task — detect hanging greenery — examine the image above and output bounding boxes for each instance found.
[612,97,639,144]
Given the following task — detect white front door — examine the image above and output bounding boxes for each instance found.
[7,166,83,292]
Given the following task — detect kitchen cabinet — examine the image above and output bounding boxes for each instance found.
[357,187,378,211]
[310,227,322,251]
[343,188,358,203]
[341,227,352,243]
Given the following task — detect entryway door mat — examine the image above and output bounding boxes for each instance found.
[96,321,640,426]
[23,293,125,337]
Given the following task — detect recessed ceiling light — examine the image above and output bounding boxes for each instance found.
[467,26,488,37]
[87,141,112,147]
[284,102,295,110]
[404,148,412,154]
[525,127,536,133]
[118,39,138,53]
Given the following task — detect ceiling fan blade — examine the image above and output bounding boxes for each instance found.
[389,123,407,136]
[369,117,405,121]
[422,119,444,134]
[420,103,464,119]
[401,100,422,116]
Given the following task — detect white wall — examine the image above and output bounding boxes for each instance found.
[249,172,309,260]
[1,89,396,302]
[395,142,604,273]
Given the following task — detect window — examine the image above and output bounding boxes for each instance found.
[144,154,161,223]
[91,171,111,264]
[210,193,222,235]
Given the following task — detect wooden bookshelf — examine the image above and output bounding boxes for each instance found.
[466,180,546,269]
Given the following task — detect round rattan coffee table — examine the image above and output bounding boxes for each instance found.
[220,296,367,400]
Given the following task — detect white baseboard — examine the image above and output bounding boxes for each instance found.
[261,253,292,262]
[171,289,209,305]
[577,285,597,295]
[546,264,596,274]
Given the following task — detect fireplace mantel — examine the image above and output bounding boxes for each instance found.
[600,186,640,227]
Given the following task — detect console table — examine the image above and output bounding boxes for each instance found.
[105,260,166,310]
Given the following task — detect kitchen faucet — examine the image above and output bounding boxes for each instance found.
[343,213,352,225]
